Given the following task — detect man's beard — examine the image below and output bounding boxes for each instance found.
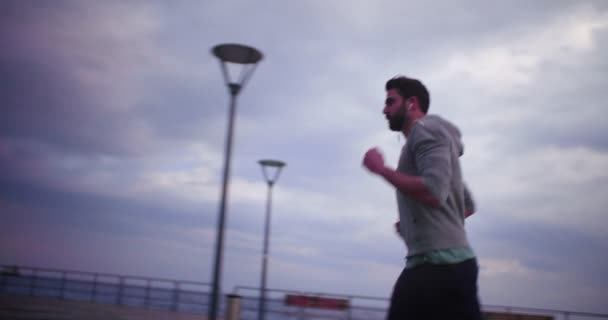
[388,107,408,131]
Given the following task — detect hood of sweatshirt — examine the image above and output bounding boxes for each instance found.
[416,114,464,157]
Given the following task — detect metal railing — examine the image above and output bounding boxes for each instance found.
[232,286,608,320]
[2,265,607,320]
[482,304,608,320]
[0,265,210,314]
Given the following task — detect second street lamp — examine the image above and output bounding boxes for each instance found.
[258,159,286,320]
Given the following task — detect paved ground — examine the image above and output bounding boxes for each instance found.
[0,294,206,320]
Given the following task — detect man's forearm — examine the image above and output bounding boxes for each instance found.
[378,166,440,207]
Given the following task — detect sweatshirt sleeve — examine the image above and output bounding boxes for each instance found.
[410,124,452,206]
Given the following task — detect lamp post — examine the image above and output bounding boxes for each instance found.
[209,44,263,320]
[257,159,286,320]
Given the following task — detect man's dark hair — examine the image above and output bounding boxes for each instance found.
[385,76,430,114]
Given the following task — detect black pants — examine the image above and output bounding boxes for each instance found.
[387,258,483,320]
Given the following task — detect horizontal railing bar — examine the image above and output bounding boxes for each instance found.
[483,304,608,318]
[1,287,206,303]
[349,306,387,312]
[234,285,388,301]
[233,286,608,318]
[1,265,210,286]
[240,308,346,320]
[1,278,209,295]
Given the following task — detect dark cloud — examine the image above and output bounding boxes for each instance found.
[1,1,134,156]
[0,176,209,240]
[0,0,229,160]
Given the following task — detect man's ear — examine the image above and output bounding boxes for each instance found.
[405,97,415,110]
[408,97,419,110]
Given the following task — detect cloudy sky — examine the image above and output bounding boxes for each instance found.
[2,0,608,315]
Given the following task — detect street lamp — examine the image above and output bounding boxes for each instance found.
[209,44,263,320]
[257,159,286,320]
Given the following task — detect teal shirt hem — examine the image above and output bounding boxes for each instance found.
[405,247,475,269]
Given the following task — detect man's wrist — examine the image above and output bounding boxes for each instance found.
[378,165,392,178]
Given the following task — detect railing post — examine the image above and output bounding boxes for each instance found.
[90,273,98,303]
[298,297,305,320]
[117,276,124,306]
[144,279,151,309]
[226,294,241,320]
[347,296,352,320]
[171,281,179,312]
[0,271,6,293]
[29,269,37,296]
[59,271,66,300]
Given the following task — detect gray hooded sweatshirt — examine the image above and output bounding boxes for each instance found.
[397,114,473,256]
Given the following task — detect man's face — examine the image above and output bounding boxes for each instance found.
[384,89,407,131]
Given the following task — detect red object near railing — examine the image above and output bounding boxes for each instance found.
[284,294,350,310]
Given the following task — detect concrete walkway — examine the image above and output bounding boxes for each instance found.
[0,294,206,320]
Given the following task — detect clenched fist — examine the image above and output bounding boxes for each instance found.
[363,147,386,175]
